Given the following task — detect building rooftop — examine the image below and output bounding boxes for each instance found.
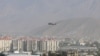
[7,53,40,56]
[59,46,98,51]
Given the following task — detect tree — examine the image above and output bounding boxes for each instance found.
[48,51,56,56]
[96,48,100,56]
[0,53,6,56]
[61,51,67,56]
[48,51,52,56]
[42,53,46,56]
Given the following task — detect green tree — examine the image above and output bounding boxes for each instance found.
[0,53,6,56]
[96,48,100,56]
[48,51,57,56]
[61,51,67,56]
[42,53,46,56]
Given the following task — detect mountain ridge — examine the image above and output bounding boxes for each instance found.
[30,18,100,40]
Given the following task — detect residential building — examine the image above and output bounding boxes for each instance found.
[0,36,12,52]
[37,38,60,52]
[12,37,38,52]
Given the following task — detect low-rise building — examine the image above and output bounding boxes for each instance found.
[58,46,98,56]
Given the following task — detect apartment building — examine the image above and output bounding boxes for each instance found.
[0,36,12,52]
[12,37,38,52]
[37,38,60,52]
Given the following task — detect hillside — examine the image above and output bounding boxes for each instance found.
[31,18,100,40]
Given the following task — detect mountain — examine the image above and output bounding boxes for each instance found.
[30,18,100,40]
[0,0,100,34]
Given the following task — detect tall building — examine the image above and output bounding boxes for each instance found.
[12,37,38,52]
[31,39,38,51]
[12,37,27,52]
[23,38,38,52]
[5,37,24,52]
[0,36,12,52]
[12,39,18,51]
[37,38,60,52]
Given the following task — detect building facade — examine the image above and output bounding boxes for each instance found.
[0,36,12,52]
[37,38,60,52]
[12,37,38,52]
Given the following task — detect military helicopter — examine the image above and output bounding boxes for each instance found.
[48,22,56,25]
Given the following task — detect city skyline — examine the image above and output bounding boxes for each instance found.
[0,0,100,56]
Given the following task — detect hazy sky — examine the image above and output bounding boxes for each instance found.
[0,0,100,34]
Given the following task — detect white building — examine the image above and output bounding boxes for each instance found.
[0,36,12,52]
[38,38,60,52]
[12,37,38,52]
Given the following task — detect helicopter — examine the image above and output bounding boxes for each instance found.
[48,22,56,25]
